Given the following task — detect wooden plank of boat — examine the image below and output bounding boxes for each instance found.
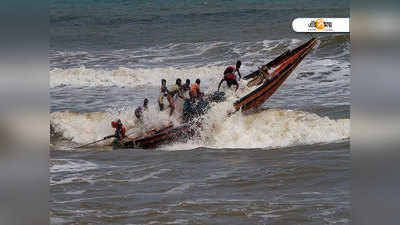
[247,66,271,87]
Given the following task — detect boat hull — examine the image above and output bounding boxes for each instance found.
[234,38,318,111]
[114,124,192,149]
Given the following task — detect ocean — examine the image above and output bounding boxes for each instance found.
[50,0,350,224]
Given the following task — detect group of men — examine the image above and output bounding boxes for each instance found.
[110,60,244,141]
[158,78,203,116]
[132,77,204,120]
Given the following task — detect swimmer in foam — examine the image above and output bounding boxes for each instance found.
[218,60,242,92]
[158,79,169,111]
[158,78,175,116]
[135,98,149,122]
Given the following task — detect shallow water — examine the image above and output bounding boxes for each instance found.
[50,142,350,224]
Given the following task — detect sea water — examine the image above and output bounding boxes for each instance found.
[50,0,350,224]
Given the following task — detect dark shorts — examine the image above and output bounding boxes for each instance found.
[225,78,238,87]
[159,102,164,111]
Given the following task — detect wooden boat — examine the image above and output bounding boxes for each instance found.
[113,123,192,149]
[114,38,317,149]
[234,38,318,111]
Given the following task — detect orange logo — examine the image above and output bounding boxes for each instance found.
[315,19,325,30]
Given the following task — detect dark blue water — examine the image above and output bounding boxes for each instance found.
[50,0,349,50]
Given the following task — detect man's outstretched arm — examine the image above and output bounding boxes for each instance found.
[217,79,224,92]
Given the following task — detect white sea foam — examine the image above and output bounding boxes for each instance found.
[50,159,98,173]
[50,54,348,90]
[126,169,171,182]
[165,182,195,194]
[50,104,178,144]
[50,65,227,88]
[51,105,349,150]
[202,108,349,149]
[65,190,86,195]
[50,174,96,186]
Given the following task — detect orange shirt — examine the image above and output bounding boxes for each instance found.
[190,83,200,98]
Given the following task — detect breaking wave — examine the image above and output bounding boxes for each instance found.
[50,105,178,145]
[203,108,349,149]
[51,103,349,150]
[50,66,224,88]
[49,36,349,89]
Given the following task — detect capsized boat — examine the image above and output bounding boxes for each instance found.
[234,38,318,111]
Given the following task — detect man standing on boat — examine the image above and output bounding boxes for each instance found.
[218,60,242,92]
